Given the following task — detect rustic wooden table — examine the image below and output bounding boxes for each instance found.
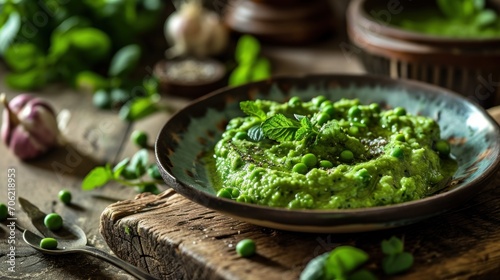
[1,39,499,280]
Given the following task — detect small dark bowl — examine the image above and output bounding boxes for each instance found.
[347,0,500,108]
[155,74,500,233]
[153,58,226,99]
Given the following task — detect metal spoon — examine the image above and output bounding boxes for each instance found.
[22,224,158,280]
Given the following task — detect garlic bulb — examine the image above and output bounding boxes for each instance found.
[164,0,228,58]
[1,93,61,160]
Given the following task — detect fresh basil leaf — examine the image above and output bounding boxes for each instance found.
[235,35,260,65]
[248,125,265,142]
[240,101,267,120]
[5,68,46,90]
[82,165,113,190]
[261,114,300,142]
[251,57,271,82]
[4,43,42,72]
[381,236,404,255]
[295,126,311,141]
[108,44,141,78]
[0,11,21,54]
[119,94,160,121]
[324,246,370,279]
[229,64,251,86]
[112,158,130,179]
[299,253,329,280]
[294,114,305,121]
[382,252,414,275]
[68,27,111,61]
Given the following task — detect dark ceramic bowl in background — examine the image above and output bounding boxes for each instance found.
[347,0,500,108]
[155,75,500,233]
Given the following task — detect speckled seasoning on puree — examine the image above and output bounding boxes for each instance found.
[207,97,457,209]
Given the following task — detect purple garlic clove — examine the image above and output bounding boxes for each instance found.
[1,93,61,160]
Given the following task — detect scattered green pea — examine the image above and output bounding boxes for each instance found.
[317,112,331,125]
[395,134,406,142]
[348,106,362,118]
[340,150,354,162]
[40,237,58,250]
[288,96,301,106]
[356,168,371,183]
[391,146,404,158]
[312,96,327,107]
[301,153,317,168]
[147,164,162,180]
[233,131,248,141]
[44,213,63,231]
[435,140,450,156]
[349,126,360,136]
[292,163,308,174]
[236,239,256,257]
[217,188,232,199]
[319,160,334,168]
[236,195,252,203]
[322,105,335,116]
[369,103,381,113]
[121,168,139,179]
[58,190,72,204]
[394,107,406,116]
[320,100,332,109]
[131,130,148,147]
[0,203,8,221]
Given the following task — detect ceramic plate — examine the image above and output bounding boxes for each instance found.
[155,75,500,233]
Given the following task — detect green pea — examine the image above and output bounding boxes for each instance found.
[348,106,362,119]
[369,103,381,113]
[40,237,58,250]
[340,150,354,162]
[0,203,8,221]
[301,153,317,168]
[231,188,240,198]
[288,96,301,106]
[319,160,334,168]
[395,134,406,142]
[320,100,332,109]
[322,105,335,116]
[292,163,308,174]
[356,168,371,183]
[312,96,327,107]
[147,164,162,180]
[233,131,248,141]
[58,190,72,204]
[394,107,406,116]
[435,140,450,156]
[121,167,139,179]
[217,188,232,199]
[236,195,252,203]
[349,126,360,136]
[391,146,404,158]
[131,130,148,147]
[44,213,63,231]
[236,239,256,257]
[317,113,330,125]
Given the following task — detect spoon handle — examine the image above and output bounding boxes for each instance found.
[75,245,159,280]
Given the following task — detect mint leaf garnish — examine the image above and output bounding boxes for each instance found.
[248,125,265,142]
[261,114,300,141]
[240,101,266,120]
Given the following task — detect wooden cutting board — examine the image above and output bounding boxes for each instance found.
[100,108,500,280]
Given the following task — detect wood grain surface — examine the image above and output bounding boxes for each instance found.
[100,111,500,280]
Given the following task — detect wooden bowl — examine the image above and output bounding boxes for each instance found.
[153,58,227,99]
[223,0,335,45]
[347,0,500,108]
